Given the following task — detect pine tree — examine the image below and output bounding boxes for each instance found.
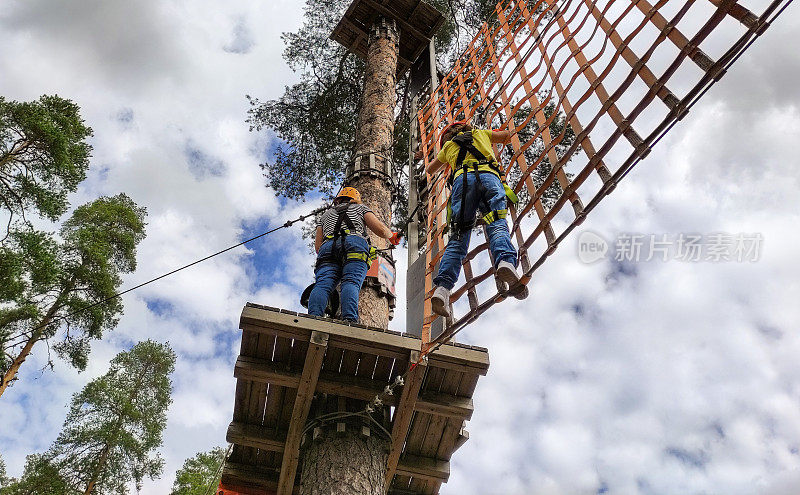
[0,194,147,398]
[45,340,176,495]
[0,454,73,495]
[170,447,227,495]
[246,0,498,209]
[0,95,92,229]
[0,454,8,488]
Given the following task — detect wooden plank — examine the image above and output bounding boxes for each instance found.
[396,454,450,483]
[267,337,294,468]
[405,367,444,492]
[227,422,286,452]
[277,331,329,495]
[386,354,427,485]
[241,305,490,374]
[245,333,274,464]
[420,369,464,493]
[373,354,395,383]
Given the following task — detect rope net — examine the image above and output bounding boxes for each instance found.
[417,0,786,345]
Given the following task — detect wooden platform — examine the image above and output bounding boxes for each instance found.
[221,303,489,495]
[330,0,445,75]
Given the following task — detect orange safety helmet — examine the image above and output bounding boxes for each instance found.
[439,120,468,148]
[336,186,362,204]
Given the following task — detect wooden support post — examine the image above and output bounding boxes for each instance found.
[277,331,329,495]
[385,352,428,487]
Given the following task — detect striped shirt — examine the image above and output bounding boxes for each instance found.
[318,203,372,239]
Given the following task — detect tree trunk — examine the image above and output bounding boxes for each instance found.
[83,444,110,495]
[299,429,388,495]
[0,294,65,398]
[83,361,151,494]
[299,16,398,495]
[350,16,400,330]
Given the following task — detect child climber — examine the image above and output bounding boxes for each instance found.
[423,121,524,318]
[308,186,401,323]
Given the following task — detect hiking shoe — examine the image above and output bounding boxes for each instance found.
[431,286,451,318]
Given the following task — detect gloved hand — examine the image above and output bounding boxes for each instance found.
[389,231,403,246]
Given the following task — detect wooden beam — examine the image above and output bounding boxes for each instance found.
[222,462,281,492]
[240,305,490,374]
[226,422,286,452]
[234,356,300,388]
[395,454,450,482]
[417,391,473,420]
[277,330,329,495]
[235,354,474,419]
[385,353,427,486]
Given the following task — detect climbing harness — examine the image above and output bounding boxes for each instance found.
[317,202,378,269]
[445,130,518,237]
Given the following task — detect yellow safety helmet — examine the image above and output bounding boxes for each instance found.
[336,186,362,204]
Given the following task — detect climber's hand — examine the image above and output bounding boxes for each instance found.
[389,232,403,246]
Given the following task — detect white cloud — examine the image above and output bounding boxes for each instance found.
[1,2,799,495]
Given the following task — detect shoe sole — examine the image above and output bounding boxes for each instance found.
[431,295,451,318]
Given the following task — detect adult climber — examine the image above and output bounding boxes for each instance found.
[308,186,401,322]
[423,121,524,318]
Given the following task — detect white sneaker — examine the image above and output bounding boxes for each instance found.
[495,260,520,286]
[431,286,451,318]
[496,260,529,300]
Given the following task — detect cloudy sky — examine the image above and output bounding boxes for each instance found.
[1,0,799,494]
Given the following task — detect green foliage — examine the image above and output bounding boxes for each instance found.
[46,340,176,494]
[170,447,227,495]
[0,454,74,495]
[247,0,497,208]
[0,193,146,389]
[0,454,8,488]
[505,95,580,212]
[0,95,92,227]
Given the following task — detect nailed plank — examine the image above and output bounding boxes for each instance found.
[227,422,286,452]
[385,355,427,485]
[276,331,329,495]
[396,454,450,483]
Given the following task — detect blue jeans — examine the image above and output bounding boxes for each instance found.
[309,235,370,322]
[433,172,517,290]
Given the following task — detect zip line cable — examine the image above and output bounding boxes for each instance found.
[3,198,420,375]
[0,204,330,385]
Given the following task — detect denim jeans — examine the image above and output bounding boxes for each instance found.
[433,172,518,290]
[309,235,370,322]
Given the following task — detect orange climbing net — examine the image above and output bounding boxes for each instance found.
[417,0,787,345]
